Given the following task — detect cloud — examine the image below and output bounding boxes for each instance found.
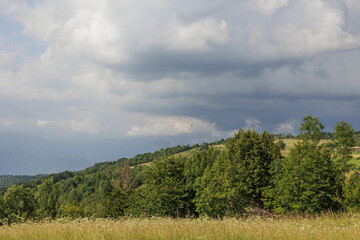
[247,0,289,15]
[70,119,99,135]
[274,119,300,135]
[241,0,360,62]
[127,115,221,137]
[0,0,359,143]
[244,119,261,131]
[2,120,15,126]
[170,18,228,52]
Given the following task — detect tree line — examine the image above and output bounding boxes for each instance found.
[1,115,360,224]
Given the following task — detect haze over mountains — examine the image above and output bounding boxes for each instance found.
[0,132,221,175]
[0,132,153,175]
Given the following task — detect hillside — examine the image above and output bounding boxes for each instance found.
[1,126,360,220]
[0,174,45,188]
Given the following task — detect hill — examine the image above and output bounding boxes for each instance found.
[1,126,360,220]
[0,174,45,188]
[0,139,226,217]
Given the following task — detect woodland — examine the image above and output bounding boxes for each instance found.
[1,115,360,224]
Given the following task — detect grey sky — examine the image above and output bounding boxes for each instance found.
[0,0,360,149]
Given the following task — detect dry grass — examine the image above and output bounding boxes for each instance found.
[173,147,201,158]
[277,139,335,157]
[2,214,360,240]
[276,139,298,157]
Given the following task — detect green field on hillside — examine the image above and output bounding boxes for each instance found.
[1,214,360,240]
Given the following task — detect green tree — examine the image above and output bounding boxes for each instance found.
[35,177,58,219]
[194,152,248,217]
[270,141,340,213]
[184,147,220,185]
[104,160,135,217]
[276,140,286,150]
[299,114,324,144]
[194,129,281,217]
[333,121,356,173]
[343,172,360,211]
[3,185,36,222]
[133,156,191,217]
[268,116,342,213]
[61,203,84,218]
[0,196,7,224]
[184,147,221,216]
[226,130,281,208]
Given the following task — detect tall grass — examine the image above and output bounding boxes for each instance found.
[1,213,360,240]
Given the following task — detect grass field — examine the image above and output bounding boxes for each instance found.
[135,140,360,167]
[1,214,360,240]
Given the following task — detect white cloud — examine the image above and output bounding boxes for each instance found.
[37,120,50,127]
[127,116,221,137]
[0,50,15,68]
[48,9,127,64]
[2,120,15,126]
[171,18,228,52]
[248,0,288,15]
[346,0,360,10]
[244,119,261,131]
[274,119,299,135]
[245,0,360,60]
[0,0,360,142]
[70,119,99,135]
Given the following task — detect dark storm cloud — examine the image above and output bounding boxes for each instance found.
[1,0,360,174]
[1,0,360,139]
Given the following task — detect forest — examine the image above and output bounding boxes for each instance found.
[1,115,360,224]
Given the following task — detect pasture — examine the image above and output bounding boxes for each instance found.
[1,214,360,240]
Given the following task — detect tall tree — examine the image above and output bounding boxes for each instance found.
[132,156,191,217]
[194,129,281,217]
[269,141,340,213]
[299,114,324,144]
[343,172,360,211]
[104,160,135,217]
[268,116,341,213]
[226,129,281,208]
[3,185,36,222]
[333,121,356,173]
[194,152,247,218]
[184,147,221,216]
[35,177,58,219]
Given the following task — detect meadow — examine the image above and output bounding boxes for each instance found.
[1,214,360,240]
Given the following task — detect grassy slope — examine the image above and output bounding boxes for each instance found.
[1,214,360,240]
[3,138,359,188]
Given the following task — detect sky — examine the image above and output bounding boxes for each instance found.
[1,0,360,173]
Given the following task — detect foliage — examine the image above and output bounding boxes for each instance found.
[333,121,356,173]
[193,130,281,217]
[132,156,191,217]
[226,130,281,208]
[103,160,134,217]
[276,140,286,150]
[343,172,360,211]
[0,175,45,188]
[3,185,36,222]
[60,203,84,218]
[35,177,58,219]
[267,116,343,213]
[194,152,248,217]
[0,116,359,222]
[268,141,341,213]
[299,114,324,144]
[184,147,221,189]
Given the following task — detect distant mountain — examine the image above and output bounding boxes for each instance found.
[0,132,211,175]
[0,174,45,187]
[0,132,92,175]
